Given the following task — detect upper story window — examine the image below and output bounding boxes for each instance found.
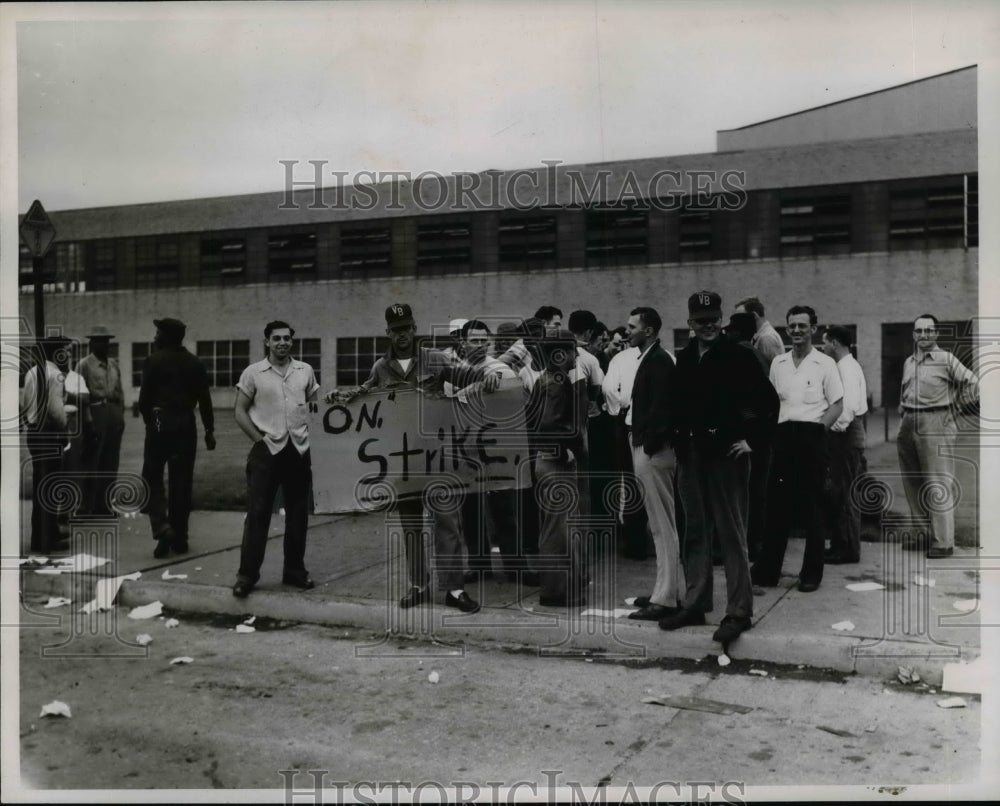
[268,231,317,279]
[340,223,392,277]
[498,212,558,271]
[135,239,180,289]
[779,189,851,258]
[888,175,968,251]
[416,219,471,276]
[585,206,648,266]
[201,237,246,285]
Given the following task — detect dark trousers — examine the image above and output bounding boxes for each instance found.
[536,454,585,600]
[824,419,865,560]
[754,421,828,586]
[518,457,540,562]
[678,450,753,618]
[27,429,66,553]
[462,489,519,573]
[396,497,429,588]
[84,403,125,516]
[237,441,312,584]
[746,444,772,562]
[141,413,197,541]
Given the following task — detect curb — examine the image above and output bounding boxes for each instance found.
[109,579,977,686]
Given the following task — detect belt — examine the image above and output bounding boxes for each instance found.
[902,405,950,414]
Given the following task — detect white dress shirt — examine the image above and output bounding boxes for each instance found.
[769,348,844,425]
[832,353,868,432]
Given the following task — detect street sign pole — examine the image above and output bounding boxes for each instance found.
[20,200,58,425]
[34,255,45,337]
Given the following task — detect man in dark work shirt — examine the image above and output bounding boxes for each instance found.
[138,318,215,558]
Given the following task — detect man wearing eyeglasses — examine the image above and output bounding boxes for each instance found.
[897,314,979,559]
[751,305,843,593]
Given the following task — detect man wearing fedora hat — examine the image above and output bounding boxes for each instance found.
[76,324,125,516]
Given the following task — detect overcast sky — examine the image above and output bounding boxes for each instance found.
[6,0,1000,212]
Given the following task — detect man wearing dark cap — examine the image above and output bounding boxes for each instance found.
[22,336,72,553]
[232,320,318,598]
[659,292,778,648]
[329,304,483,612]
[76,324,126,516]
[138,318,215,558]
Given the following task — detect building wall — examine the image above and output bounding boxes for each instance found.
[25,247,977,410]
[717,67,976,151]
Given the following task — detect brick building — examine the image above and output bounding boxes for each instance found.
[19,66,978,409]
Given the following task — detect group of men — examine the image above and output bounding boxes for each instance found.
[22,299,979,652]
[22,326,126,553]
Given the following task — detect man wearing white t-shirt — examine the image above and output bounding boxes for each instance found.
[751,305,843,593]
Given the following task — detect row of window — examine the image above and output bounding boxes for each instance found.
[19,175,978,294]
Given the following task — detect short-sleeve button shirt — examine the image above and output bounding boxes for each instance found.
[769,348,844,424]
[236,358,319,455]
[900,349,979,410]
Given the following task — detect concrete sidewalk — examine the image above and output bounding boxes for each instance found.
[17,502,981,685]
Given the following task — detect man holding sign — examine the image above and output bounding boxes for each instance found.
[331,303,483,612]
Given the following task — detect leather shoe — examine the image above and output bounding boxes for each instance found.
[628,604,679,621]
[632,595,652,607]
[712,615,753,645]
[824,552,858,564]
[399,586,427,609]
[445,590,480,613]
[153,538,171,559]
[232,580,253,598]
[658,610,707,630]
[283,573,315,590]
[797,580,820,593]
[926,546,954,559]
[172,538,190,554]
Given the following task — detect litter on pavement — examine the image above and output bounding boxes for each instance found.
[913,575,936,587]
[936,696,967,709]
[831,620,856,631]
[43,597,71,608]
[235,624,256,633]
[642,695,753,715]
[846,581,885,592]
[897,666,921,685]
[127,601,164,620]
[169,657,194,665]
[80,572,142,614]
[164,618,180,628]
[817,725,857,738]
[428,671,440,684]
[953,599,977,613]
[582,608,641,619]
[161,569,189,580]
[717,654,731,667]
[39,701,72,718]
[749,669,768,676]
[135,634,153,646]
[942,657,986,695]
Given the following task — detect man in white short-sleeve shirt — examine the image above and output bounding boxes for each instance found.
[752,305,843,593]
[232,320,319,598]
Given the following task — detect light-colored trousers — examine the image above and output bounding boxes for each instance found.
[631,440,684,607]
[896,409,958,550]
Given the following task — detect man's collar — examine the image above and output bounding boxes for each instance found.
[915,345,942,361]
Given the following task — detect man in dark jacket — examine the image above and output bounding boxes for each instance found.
[659,292,779,647]
[624,307,683,621]
[138,318,215,558]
